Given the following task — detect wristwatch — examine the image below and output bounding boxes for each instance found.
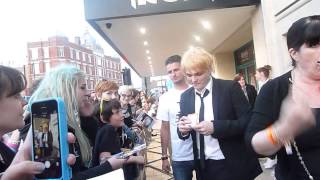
[161,155,169,160]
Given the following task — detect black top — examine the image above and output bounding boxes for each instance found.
[92,124,121,167]
[80,116,99,147]
[245,84,257,108]
[246,71,320,180]
[0,141,15,173]
[178,78,262,180]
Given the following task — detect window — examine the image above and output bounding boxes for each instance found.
[85,54,89,62]
[91,67,95,75]
[31,48,38,60]
[87,80,91,89]
[79,52,83,61]
[58,47,64,57]
[44,47,49,58]
[76,51,79,60]
[98,68,102,76]
[96,56,102,66]
[73,50,77,60]
[87,67,91,75]
[83,65,86,73]
[91,56,94,64]
[34,63,40,74]
[67,48,72,58]
[45,62,50,71]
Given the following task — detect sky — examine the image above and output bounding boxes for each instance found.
[0,0,142,88]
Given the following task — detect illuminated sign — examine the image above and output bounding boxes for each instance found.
[85,0,259,20]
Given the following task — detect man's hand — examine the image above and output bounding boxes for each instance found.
[177,116,192,135]
[193,121,214,135]
[162,159,171,172]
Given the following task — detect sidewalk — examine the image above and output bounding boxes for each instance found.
[145,130,274,180]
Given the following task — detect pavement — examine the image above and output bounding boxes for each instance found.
[145,130,275,180]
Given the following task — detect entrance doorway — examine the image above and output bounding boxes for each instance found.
[234,41,257,88]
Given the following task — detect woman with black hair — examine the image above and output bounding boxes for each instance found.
[0,65,77,179]
[246,15,320,180]
[0,65,28,173]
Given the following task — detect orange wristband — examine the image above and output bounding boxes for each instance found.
[267,126,278,145]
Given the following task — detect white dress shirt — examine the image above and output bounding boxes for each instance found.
[194,78,225,160]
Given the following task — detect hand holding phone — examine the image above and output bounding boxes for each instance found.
[31,98,71,180]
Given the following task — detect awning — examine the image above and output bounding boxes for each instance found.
[84,0,259,77]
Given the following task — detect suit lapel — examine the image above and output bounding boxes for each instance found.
[212,78,219,120]
[189,87,195,114]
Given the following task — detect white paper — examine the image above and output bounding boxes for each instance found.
[88,169,124,180]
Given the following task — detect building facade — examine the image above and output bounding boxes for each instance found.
[214,0,320,82]
[84,0,320,91]
[26,36,122,94]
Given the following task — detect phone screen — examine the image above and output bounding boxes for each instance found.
[32,100,62,179]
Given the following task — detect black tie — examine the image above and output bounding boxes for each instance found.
[196,89,209,170]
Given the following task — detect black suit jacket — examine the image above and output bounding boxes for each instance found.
[245,84,257,108]
[178,78,261,180]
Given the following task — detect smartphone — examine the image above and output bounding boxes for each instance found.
[113,144,146,159]
[31,98,71,180]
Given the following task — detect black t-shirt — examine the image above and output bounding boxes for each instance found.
[92,124,121,167]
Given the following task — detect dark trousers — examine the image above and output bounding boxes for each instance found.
[172,160,195,180]
[196,159,231,180]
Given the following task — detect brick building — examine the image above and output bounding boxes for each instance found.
[26,36,122,94]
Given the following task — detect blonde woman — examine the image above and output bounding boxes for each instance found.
[28,65,127,179]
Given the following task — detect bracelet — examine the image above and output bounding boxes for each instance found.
[161,155,169,160]
[267,126,278,145]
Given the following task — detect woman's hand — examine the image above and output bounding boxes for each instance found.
[1,129,76,180]
[277,86,316,139]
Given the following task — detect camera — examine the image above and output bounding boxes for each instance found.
[106,23,112,29]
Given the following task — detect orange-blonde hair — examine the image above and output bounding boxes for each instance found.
[95,80,119,97]
[181,47,215,73]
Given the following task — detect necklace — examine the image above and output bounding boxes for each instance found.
[292,141,314,180]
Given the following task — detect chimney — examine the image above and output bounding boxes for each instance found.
[74,36,81,45]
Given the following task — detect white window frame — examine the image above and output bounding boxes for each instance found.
[58,47,64,57]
